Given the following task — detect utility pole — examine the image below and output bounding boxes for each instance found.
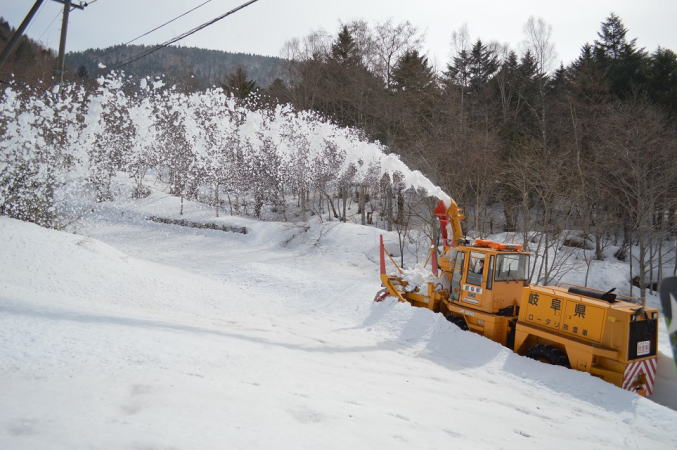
[0,0,45,74]
[56,0,71,82]
[53,0,87,82]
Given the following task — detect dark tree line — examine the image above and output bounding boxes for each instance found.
[66,44,288,89]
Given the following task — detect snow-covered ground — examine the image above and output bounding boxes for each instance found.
[2,191,677,449]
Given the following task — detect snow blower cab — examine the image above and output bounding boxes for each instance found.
[377,199,530,345]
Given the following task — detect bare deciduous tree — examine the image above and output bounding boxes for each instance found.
[370,19,424,89]
[596,101,677,297]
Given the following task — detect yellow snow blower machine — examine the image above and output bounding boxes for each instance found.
[376,198,659,396]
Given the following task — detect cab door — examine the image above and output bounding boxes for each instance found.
[449,250,465,301]
[461,251,487,306]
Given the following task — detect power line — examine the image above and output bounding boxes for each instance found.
[114,0,260,70]
[124,0,214,45]
[37,8,62,43]
[113,0,260,70]
[31,0,99,45]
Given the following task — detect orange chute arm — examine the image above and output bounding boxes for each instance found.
[434,199,464,248]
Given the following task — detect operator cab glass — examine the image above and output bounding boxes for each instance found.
[449,250,465,300]
[494,254,529,282]
[466,251,486,286]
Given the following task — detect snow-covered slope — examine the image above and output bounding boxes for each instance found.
[1,195,676,449]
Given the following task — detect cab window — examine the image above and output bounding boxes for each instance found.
[450,250,465,300]
[466,251,486,286]
[494,254,529,281]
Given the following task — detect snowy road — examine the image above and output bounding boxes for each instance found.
[2,194,676,449]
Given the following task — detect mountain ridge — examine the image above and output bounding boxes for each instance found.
[66,43,289,88]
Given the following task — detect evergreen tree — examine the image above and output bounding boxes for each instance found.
[330,25,361,67]
[314,25,382,130]
[468,39,499,91]
[518,50,538,81]
[391,50,436,92]
[267,78,292,104]
[77,65,89,79]
[492,50,521,126]
[445,49,472,88]
[549,63,568,93]
[593,13,648,98]
[647,48,677,116]
[594,13,635,60]
[502,51,520,76]
[515,50,541,125]
[445,39,498,92]
[572,43,595,70]
[568,43,611,103]
[224,66,258,99]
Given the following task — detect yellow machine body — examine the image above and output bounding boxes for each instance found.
[378,200,660,396]
[514,285,659,394]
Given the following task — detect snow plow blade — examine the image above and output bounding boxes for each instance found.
[378,235,409,303]
[377,235,445,310]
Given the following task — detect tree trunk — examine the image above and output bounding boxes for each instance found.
[214,183,220,218]
[386,184,393,232]
[324,192,339,221]
[503,203,517,232]
[615,224,630,261]
[639,233,647,300]
[396,189,404,225]
[629,239,633,296]
[658,235,663,288]
[649,237,655,294]
[227,192,233,216]
[594,233,604,260]
[341,187,348,222]
[359,185,366,225]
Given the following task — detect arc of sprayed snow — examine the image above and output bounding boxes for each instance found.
[379,153,452,204]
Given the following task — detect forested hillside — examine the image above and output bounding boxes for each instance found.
[0,17,286,89]
[268,14,677,296]
[66,44,288,89]
[0,18,57,83]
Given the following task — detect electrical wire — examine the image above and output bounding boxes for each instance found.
[37,0,96,46]
[37,8,62,43]
[124,0,213,45]
[113,0,259,69]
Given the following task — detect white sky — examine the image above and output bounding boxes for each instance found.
[4,0,677,71]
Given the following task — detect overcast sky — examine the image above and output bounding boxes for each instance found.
[5,0,677,71]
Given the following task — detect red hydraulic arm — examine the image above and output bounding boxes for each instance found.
[433,199,465,248]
